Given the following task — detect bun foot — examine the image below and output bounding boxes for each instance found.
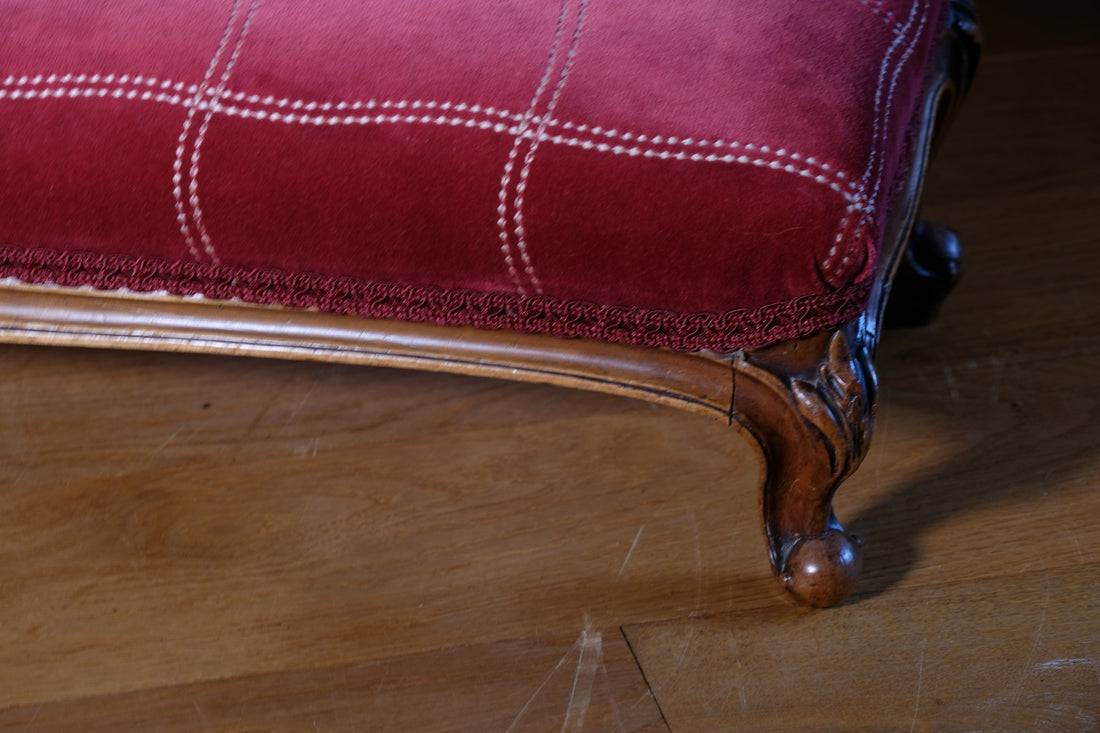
[782,530,863,608]
[885,220,963,328]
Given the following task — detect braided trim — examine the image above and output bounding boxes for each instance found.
[0,247,872,353]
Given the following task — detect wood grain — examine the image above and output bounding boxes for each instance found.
[0,632,666,732]
[625,565,1100,732]
[0,0,1097,728]
[627,353,1100,727]
[0,283,734,422]
[623,4,1100,729]
[0,345,770,718]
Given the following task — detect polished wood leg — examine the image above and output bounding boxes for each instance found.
[885,219,964,328]
[733,321,875,607]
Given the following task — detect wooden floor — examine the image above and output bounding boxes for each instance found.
[2,3,1098,730]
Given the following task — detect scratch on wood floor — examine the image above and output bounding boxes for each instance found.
[192,700,211,732]
[506,624,613,733]
[233,701,246,729]
[149,425,185,459]
[505,634,580,733]
[142,423,207,467]
[909,641,926,733]
[689,512,703,602]
[941,363,961,402]
[238,376,297,444]
[596,636,630,731]
[1067,525,1088,562]
[987,356,1004,404]
[282,374,321,430]
[671,635,692,674]
[735,659,748,713]
[561,628,603,733]
[615,526,645,581]
[1010,591,1050,707]
[20,704,42,732]
[1035,657,1100,671]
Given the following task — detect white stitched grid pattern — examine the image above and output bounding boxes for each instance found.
[3,0,930,281]
[2,73,864,204]
[0,75,869,210]
[189,0,258,265]
[495,0,571,295]
[173,0,247,265]
[512,0,589,296]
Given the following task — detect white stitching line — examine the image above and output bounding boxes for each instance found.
[212,97,859,196]
[219,103,519,131]
[862,1,927,222]
[3,72,862,200]
[173,0,243,264]
[222,94,527,122]
[215,96,859,197]
[0,74,520,124]
[857,0,906,32]
[512,0,589,296]
[1,73,196,94]
[3,81,871,213]
[2,80,866,204]
[0,82,514,133]
[541,134,869,210]
[219,92,860,197]
[823,0,925,277]
[0,85,188,104]
[190,0,259,265]
[860,0,922,204]
[543,125,860,197]
[496,0,571,296]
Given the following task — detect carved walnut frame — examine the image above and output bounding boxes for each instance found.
[0,3,979,607]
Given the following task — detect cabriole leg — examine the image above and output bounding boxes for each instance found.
[733,321,876,607]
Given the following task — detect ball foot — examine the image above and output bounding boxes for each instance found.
[885,220,963,328]
[781,530,863,608]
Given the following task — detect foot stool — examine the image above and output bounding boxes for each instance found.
[0,0,979,606]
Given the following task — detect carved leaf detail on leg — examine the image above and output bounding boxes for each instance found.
[727,0,977,607]
[733,323,876,607]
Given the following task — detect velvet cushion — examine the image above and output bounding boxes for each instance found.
[0,0,947,352]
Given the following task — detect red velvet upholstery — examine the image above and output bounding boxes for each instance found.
[0,0,947,352]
